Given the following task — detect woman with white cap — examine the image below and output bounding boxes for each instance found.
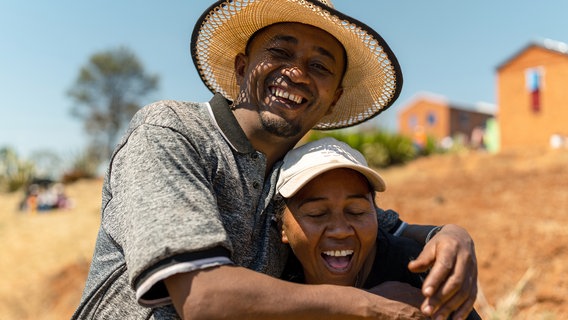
[276,138,482,319]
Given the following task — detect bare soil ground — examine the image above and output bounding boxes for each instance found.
[1,148,567,319]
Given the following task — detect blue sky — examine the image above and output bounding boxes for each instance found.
[2,0,568,159]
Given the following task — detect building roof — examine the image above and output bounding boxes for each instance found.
[496,38,568,70]
[399,91,495,116]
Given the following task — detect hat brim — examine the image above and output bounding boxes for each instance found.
[191,0,403,130]
[278,163,386,198]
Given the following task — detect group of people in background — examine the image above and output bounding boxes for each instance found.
[20,180,72,213]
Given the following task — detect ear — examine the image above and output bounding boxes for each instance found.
[234,53,247,86]
[281,228,290,244]
[326,86,344,115]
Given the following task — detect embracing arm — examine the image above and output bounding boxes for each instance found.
[165,265,427,320]
[398,224,438,245]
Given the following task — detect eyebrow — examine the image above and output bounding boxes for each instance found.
[271,34,337,62]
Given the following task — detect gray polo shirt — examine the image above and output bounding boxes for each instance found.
[73,94,287,319]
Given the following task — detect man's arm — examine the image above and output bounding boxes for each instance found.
[397,224,437,245]
[165,265,427,320]
[403,224,478,320]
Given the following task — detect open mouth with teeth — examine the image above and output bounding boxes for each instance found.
[270,87,306,105]
[321,249,354,272]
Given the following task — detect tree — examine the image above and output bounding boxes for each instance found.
[0,146,36,192]
[68,47,159,159]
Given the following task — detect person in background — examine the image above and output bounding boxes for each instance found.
[73,0,477,319]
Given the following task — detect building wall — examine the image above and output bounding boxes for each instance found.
[398,96,493,147]
[448,108,493,142]
[497,46,568,150]
[398,98,450,146]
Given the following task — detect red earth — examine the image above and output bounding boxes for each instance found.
[2,147,567,319]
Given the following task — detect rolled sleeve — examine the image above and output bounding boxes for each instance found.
[107,123,232,301]
[136,249,233,307]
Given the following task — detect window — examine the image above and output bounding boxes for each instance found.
[426,112,437,126]
[458,112,470,128]
[525,67,544,113]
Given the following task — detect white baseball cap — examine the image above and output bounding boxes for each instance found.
[277,137,386,198]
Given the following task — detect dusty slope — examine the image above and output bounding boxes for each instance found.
[377,148,568,319]
[1,148,567,319]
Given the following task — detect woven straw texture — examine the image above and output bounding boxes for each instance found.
[192,0,402,129]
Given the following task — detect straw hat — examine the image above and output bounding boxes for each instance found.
[276,137,386,198]
[191,0,403,130]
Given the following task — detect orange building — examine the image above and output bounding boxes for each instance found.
[496,39,568,151]
[398,93,494,149]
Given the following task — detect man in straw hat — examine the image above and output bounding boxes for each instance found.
[73,1,477,319]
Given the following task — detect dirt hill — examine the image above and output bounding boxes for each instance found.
[1,148,567,319]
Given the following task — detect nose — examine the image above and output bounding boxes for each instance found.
[282,64,310,85]
[325,215,355,239]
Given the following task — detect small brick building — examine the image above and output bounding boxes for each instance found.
[496,39,568,151]
[398,93,494,148]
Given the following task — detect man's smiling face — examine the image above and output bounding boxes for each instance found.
[234,22,345,138]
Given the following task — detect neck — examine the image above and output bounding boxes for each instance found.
[232,108,306,175]
[247,129,303,175]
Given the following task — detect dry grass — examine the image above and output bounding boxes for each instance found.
[0,178,102,320]
[477,267,537,319]
[1,148,567,319]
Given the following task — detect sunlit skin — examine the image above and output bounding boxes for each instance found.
[233,23,345,166]
[281,168,378,286]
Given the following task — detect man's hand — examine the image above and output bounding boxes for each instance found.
[408,224,477,320]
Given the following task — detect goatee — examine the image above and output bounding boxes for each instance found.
[259,111,301,138]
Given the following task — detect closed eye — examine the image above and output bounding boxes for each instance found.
[306,211,327,218]
[346,210,368,216]
[267,47,291,59]
[310,61,333,75]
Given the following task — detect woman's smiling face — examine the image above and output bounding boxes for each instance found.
[281,168,378,286]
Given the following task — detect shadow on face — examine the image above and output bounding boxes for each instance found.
[232,22,346,139]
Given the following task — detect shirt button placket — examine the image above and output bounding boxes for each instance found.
[251,152,260,189]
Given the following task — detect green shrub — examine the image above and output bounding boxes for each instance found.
[306,130,417,168]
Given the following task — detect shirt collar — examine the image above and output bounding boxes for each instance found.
[208,93,255,154]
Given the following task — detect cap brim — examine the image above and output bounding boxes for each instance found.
[278,163,386,198]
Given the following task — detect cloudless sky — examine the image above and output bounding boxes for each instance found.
[2,0,568,160]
